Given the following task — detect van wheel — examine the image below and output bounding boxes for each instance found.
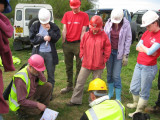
[28,17,39,29]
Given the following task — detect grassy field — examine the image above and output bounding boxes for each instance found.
[2,20,160,120]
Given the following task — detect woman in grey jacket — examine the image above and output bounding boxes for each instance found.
[104,8,132,101]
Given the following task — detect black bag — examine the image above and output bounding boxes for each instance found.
[132,112,150,120]
[3,63,28,100]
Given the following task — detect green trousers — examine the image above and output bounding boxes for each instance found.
[62,41,81,87]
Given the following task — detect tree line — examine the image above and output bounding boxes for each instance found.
[6,0,97,19]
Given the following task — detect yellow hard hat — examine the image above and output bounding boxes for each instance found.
[88,78,108,91]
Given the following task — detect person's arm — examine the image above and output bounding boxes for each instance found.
[15,78,38,108]
[103,34,111,63]
[141,42,160,55]
[15,78,46,111]
[37,71,46,82]
[62,24,67,43]
[136,40,160,55]
[48,23,61,43]
[80,26,87,40]
[0,13,13,38]
[29,22,44,45]
[79,33,86,60]
[136,40,144,52]
[123,22,132,56]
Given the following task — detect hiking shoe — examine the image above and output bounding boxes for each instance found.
[66,101,80,106]
[60,86,73,94]
[145,105,160,114]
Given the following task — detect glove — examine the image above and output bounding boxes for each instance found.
[122,55,128,66]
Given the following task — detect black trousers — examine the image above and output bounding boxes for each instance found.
[156,69,160,107]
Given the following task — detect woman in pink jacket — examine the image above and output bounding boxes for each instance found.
[67,15,111,106]
[0,0,15,119]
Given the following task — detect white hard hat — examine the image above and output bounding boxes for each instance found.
[38,8,51,24]
[111,8,124,23]
[141,10,159,27]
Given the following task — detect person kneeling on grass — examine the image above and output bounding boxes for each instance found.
[80,78,125,120]
[8,54,52,118]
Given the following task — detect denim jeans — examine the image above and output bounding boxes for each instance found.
[130,63,158,100]
[39,52,56,92]
[106,49,122,89]
[0,114,3,120]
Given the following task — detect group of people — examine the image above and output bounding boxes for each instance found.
[1,0,160,119]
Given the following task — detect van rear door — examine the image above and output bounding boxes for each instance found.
[14,8,23,39]
[23,7,42,37]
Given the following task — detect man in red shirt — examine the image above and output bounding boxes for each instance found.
[61,0,89,94]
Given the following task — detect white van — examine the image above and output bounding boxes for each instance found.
[13,3,54,50]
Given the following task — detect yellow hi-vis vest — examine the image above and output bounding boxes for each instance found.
[86,100,125,120]
[9,66,45,111]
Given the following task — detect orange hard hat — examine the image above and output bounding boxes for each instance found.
[89,15,103,31]
[28,54,45,71]
[70,0,81,9]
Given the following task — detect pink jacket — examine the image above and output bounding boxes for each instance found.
[80,30,111,70]
[0,13,15,114]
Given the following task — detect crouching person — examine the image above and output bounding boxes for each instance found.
[80,78,125,120]
[8,54,52,117]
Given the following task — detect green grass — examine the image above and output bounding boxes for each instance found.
[2,38,160,119]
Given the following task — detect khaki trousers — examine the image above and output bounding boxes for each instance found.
[71,67,103,104]
[18,82,52,115]
[62,42,81,87]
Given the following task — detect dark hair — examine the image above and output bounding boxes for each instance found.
[0,0,8,9]
[153,18,160,27]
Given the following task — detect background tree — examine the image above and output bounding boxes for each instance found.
[7,0,95,19]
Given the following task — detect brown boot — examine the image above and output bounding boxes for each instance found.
[145,105,160,114]
[60,86,73,94]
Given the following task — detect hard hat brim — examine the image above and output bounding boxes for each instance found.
[111,18,122,24]
[34,65,46,72]
[70,5,80,9]
[39,19,50,24]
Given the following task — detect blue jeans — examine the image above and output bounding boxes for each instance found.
[0,114,3,120]
[130,63,158,100]
[39,52,56,92]
[106,50,122,89]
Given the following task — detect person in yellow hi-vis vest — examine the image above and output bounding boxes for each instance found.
[8,54,52,118]
[80,78,125,120]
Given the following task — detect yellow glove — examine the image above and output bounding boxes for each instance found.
[122,55,128,66]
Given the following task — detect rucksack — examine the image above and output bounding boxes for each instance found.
[132,112,150,120]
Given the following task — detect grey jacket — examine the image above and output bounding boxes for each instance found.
[104,18,132,59]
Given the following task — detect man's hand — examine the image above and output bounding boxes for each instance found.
[44,36,51,42]
[37,102,46,111]
[122,55,128,66]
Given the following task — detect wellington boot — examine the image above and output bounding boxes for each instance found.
[128,97,148,118]
[127,94,139,109]
[108,83,114,99]
[115,88,121,102]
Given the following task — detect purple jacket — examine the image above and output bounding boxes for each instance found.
[104,18,132,59]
